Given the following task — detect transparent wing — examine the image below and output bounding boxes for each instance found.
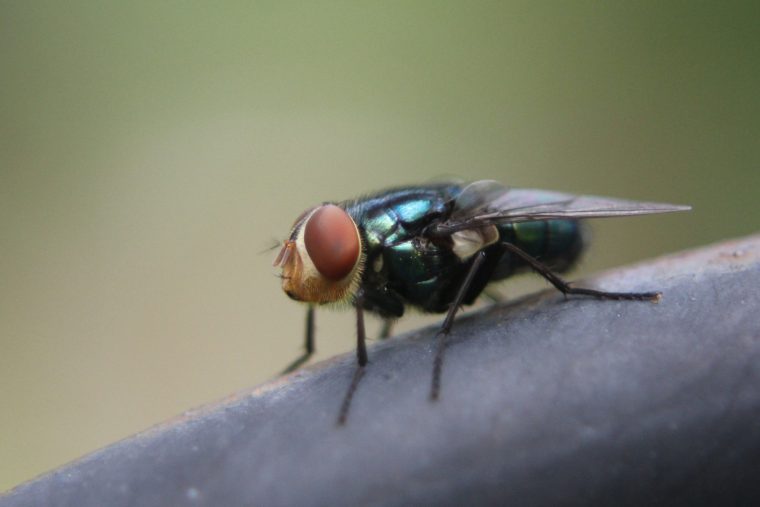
[432,180,691,236]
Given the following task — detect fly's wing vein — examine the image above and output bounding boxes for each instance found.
[432,181,690,236]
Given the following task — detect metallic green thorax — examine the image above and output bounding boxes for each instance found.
[342,184,585,318]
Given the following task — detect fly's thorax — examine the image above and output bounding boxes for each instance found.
[274,204,365,304]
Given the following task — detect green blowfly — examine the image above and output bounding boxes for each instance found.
[273,180,690,424]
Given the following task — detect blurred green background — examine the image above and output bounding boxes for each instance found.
[1,1,758,491]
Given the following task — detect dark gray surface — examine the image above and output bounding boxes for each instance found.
[4,235,760,507]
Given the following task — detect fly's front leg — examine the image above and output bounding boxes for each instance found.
[430,250,488,401]
[501,242,661,301]
[337,290,368,425]
[281,305,315,374]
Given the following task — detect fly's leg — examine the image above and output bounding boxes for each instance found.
[281,305,315,374]
[501,242,661,301]
[431,250,488,401]
[379,319,394,340]
[337,290,368,425]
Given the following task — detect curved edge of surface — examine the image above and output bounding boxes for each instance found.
[3,234,760,507]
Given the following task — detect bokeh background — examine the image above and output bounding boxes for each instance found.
[2,1,758,491]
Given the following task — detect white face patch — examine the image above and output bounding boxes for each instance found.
[451,225,499,260]
[294,208,322,282]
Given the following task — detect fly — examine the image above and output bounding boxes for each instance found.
[272,180,690,424]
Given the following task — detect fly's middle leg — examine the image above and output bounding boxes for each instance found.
[430,250,488,401]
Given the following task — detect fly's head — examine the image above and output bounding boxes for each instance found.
[273,204,364,305]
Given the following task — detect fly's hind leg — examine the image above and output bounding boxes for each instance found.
[281,305,315,374]
[501,242,661,302]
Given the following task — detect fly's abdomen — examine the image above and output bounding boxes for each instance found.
[497,219,587,275]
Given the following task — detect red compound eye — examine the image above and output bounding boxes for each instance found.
[304,205,360,280]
